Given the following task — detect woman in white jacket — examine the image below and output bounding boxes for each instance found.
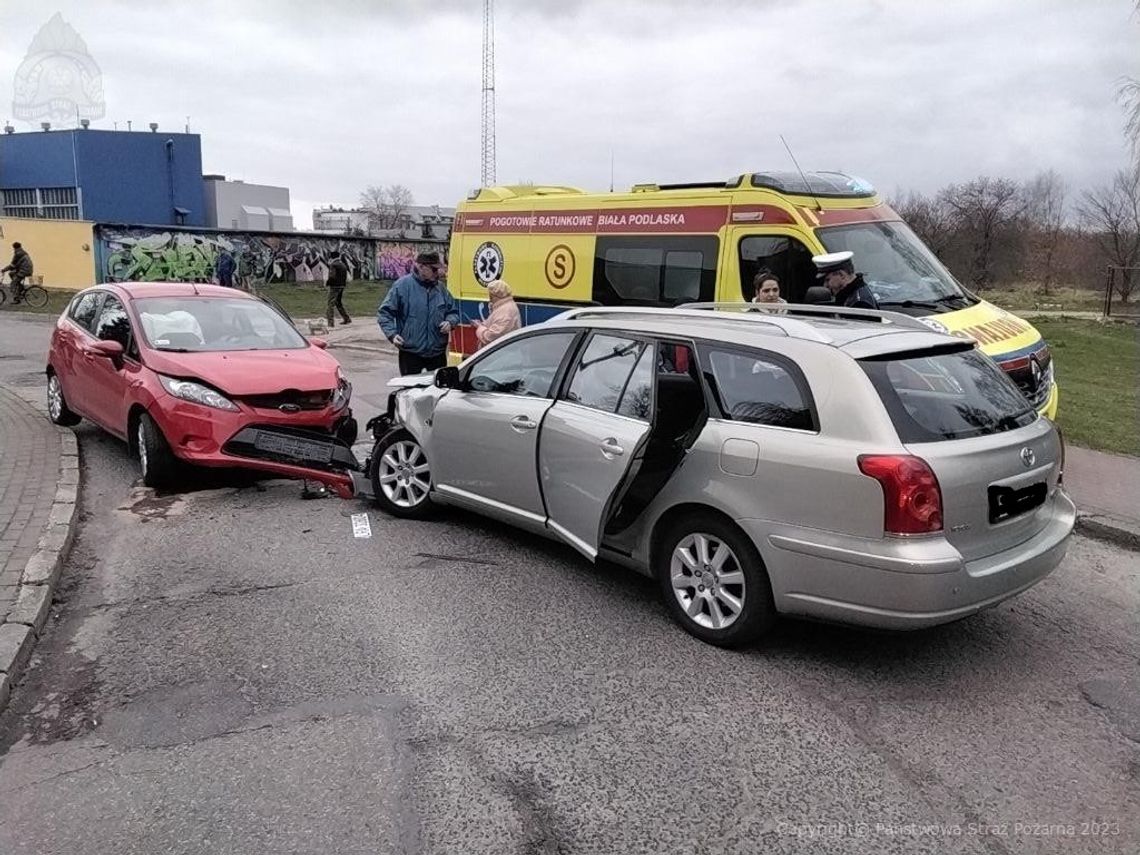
[475,279,522,347]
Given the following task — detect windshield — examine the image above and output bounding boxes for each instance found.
[134,296,307,352]
[819,221,976,312]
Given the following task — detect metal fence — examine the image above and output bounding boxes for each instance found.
[1103,265,1140,318]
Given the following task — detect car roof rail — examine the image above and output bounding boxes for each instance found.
[551,305,836,343]
[677,301,935,332]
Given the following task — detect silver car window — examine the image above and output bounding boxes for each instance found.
[566,333,647,414]
[466,332,576,397]
[702,347,816,431]
[616,345,655,421]
[861,347,1037,442]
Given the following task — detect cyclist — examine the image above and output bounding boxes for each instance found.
[1,242,34,304]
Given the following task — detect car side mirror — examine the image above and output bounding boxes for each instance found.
[308,337,329,349]
[87,340,124,360]
[435,366,462,389]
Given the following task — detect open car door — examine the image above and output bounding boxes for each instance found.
[538,334,655,560]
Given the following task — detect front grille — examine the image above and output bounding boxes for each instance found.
[1001,347,1053,410]
[240,389,333,411]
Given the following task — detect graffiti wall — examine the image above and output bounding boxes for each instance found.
[95,226,377,285]
[377,240,450,281]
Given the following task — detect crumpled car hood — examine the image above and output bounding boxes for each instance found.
[144,347,340,395]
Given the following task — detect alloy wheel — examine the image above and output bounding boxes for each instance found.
[47,375,62,421]
[670,532,747,631]
[378,440,430,508]
[138,421,149,478]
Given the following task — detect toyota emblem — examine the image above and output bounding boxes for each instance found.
[1020,447,1036,468]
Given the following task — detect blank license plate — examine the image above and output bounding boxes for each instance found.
[988,482,1047,524]
[253,432,334,464]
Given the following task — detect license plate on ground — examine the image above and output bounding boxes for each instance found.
[988,482,1047,524]
[253,431,335,464]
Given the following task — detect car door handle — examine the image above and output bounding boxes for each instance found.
[510,415,538,432]
[600,438,624,457]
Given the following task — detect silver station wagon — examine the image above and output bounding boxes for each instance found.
[369,305,1075,647]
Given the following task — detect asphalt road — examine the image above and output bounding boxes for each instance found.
[0,311,1137,854]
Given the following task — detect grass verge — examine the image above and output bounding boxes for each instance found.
[1035,319,1139,456]
[252,281,391,321]
[984,285,1105,313]
[0,281,393,320]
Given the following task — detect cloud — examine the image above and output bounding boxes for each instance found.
[0,0,1136,229]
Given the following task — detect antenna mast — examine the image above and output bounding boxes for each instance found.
[481,0,497,187]
[780,134,822,211]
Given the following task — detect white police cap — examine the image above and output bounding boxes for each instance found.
[811,250,854,278]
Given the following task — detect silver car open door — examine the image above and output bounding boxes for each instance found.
[538,334,654,560]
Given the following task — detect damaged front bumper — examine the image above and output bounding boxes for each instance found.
[222,425,365,499]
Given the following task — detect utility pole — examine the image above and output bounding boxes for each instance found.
[481,0,496,187]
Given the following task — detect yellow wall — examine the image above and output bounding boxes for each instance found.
[0,218,96,290]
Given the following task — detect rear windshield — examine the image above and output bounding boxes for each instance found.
[861,347,1037,442]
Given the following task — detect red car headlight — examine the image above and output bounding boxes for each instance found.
[159,375,239,412]
[331,368,351,411]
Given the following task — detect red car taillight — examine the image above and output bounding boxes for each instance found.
[858,454,944,535]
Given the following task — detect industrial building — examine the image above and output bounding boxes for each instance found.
[203,174,293,231]
[312,204,454,240]
[0,125,206,226]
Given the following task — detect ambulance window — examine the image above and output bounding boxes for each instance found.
[663,251,703,302]
[594,236,718,306]
[604,248,663,302]
[738,235,815,302]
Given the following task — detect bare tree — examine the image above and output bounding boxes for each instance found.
[1120,1,1140,159]
[1078,163,1140,303]
[939,177,1026,289]
[1022,170,1068,295]
[360,184,415,234]
[1122,78,1140,159]
[890,189,955,257]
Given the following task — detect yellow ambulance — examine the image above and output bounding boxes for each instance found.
[446,171,1057,418]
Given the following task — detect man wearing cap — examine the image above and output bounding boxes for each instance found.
[377,251,460,375]
[1,242,34,304]
[812,251,878,310]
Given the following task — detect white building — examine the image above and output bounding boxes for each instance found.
[204,174,293,232]
[312,204,454,240]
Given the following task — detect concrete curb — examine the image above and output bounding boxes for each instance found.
[1075,512,1140,553]
[0,387,81,718]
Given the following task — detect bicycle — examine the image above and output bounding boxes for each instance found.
[0,273,49,309]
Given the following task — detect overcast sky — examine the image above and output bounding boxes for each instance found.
[2,0,1137,228]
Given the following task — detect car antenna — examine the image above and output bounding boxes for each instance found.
[780,134,822,212]
[191,282,199,295]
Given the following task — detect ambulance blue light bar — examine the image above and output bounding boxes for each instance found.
[748,171,876,198]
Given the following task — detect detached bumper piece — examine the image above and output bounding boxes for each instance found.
[224,425,362,473]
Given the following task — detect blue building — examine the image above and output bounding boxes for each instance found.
[0,127,206,226]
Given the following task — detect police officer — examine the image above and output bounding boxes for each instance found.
[812,251,878,309]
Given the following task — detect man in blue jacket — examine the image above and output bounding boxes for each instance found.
[377,251,460,375]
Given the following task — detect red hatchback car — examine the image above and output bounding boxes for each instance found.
[46,283,359,496]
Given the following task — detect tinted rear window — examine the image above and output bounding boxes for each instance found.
[861,348,1037,442]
